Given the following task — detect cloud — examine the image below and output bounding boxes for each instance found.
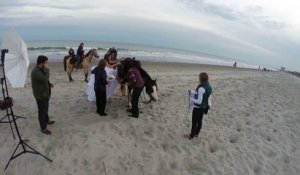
[0,0,299,71]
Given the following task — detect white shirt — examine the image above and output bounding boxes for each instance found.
[190,87,212,108]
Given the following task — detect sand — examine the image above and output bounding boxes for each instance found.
[0,61,299,175]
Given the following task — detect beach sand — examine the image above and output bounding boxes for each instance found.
[0,61,299,175]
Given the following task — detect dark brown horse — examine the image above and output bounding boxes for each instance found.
[117,57,158,107]
[64,48,99,82]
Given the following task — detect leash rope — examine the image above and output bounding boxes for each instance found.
[186,91,192,127]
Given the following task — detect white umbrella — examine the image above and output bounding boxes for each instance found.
[1,30,30,88]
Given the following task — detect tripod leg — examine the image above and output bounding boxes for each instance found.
[13,115,26,119]
[23,142,53,162]
[8,114,16,139]
[4,143,21,170]
[0,114,16,139]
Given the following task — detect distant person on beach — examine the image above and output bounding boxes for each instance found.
[31,55,55,135]
[76,43,84,68]
[92,59,109,116]
[185,72,212,140]
[233,62,237,67]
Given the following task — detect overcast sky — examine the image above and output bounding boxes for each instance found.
[0,0,299,71]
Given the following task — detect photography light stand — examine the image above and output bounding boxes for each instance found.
[0,76,16,139]
[0,61,26,139]
[1,49,52,171]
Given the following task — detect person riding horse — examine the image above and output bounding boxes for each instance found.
[69,48,75,56]
[64,48,99,82]
[67,48,76,64]
[76,43,84,69]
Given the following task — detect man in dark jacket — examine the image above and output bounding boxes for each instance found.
[76,43,84,68]
[31,55,55,135]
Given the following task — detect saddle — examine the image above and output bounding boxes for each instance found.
[70,56,76,65]
[64,55,76,65]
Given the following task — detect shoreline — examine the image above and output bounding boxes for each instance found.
[30,59,262,72]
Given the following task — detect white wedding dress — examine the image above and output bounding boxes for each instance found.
[86,66,120,102]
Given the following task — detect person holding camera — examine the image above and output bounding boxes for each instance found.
[31,55,55,135]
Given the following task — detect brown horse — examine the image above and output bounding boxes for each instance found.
[64,48,99,82]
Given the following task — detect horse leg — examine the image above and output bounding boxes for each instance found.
[83,67,88,82]
[84,73,88,82]
[70,66,74,82]
[67,66,74,82]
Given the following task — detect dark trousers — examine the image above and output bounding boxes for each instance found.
[190,108,204,138]
[76,55,81,67]
[36,99,49,131]
[95,89,107,114]
[131,87,143,117]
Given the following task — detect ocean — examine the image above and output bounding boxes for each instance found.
[14,40,260,69]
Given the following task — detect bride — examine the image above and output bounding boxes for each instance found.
[86,51,120,102]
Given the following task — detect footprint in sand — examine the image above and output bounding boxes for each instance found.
[157,125,165,132]
[161,143,169,151]
[263,148,277,158]
[209,145,218,153]
[169,162,177,169]
[144,130,154,138]
[253,165,262,175]
[245,120,251,126]
[171,145,182,154]
[229,135,239,144]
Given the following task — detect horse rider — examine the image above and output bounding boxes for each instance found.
[76,43,84,69]
[69,48,75,56]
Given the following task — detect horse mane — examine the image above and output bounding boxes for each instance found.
[85,49,93,57]
[138,67,152,82]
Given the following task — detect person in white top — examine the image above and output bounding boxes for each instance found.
[185,72,212,140]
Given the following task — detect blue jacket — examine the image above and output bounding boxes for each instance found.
[77,45,84,56]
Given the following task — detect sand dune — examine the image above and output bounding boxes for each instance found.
[0,61,299,175]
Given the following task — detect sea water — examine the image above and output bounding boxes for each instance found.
[22,40,260,69]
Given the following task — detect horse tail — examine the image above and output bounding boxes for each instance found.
[63,56,68,71]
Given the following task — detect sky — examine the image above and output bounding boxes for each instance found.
[0,0,300,71]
